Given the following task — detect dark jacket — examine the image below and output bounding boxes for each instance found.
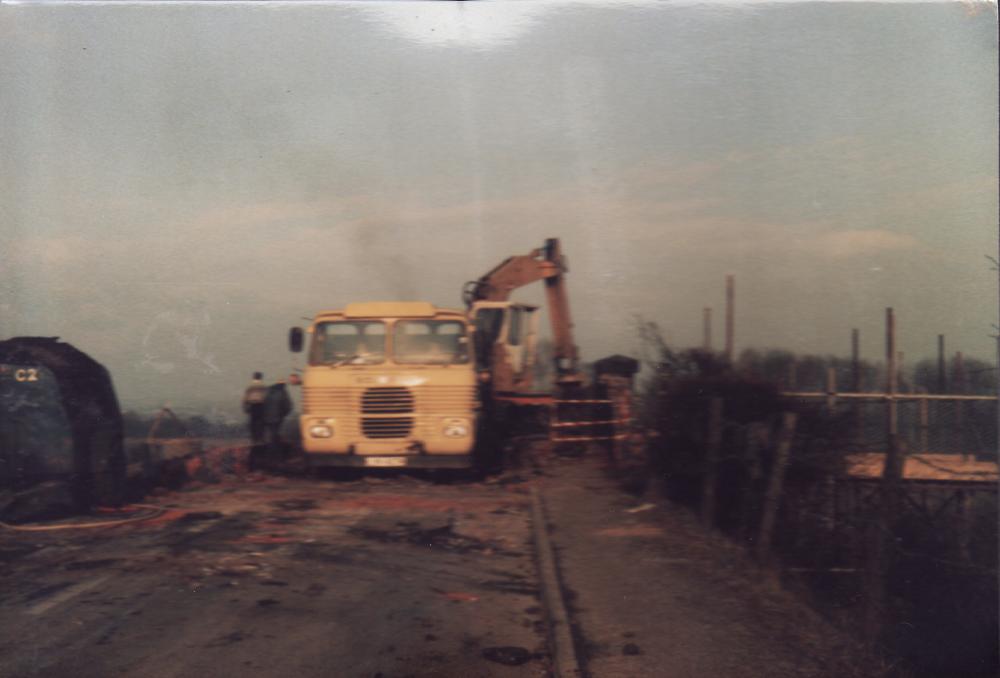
[262,383,292,425]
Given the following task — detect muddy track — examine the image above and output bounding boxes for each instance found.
[0,459,553,678]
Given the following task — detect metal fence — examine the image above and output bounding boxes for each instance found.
[782,390,997,460]
[677,392,999,671]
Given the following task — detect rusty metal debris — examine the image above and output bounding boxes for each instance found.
[481,646,532,666]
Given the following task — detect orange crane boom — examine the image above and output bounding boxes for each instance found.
[463,238,581,389]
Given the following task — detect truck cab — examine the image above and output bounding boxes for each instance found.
[290,302,479,469]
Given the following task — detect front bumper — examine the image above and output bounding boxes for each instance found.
[304,452,474,469]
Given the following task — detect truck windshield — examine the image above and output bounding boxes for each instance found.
[393,320,469,365]
[311,321,386,365]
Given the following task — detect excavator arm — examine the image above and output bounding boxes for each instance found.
[464,238,581,389]
[465,239,622,457]
[462,239,561,303]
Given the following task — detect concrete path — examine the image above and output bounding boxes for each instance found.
[540,454,872,678]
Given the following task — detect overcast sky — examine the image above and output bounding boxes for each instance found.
[1,1,997,414]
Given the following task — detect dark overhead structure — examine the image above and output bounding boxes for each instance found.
[0,337,125,514]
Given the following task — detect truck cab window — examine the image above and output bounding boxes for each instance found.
[394,320,469,365]
[312,321,386,365]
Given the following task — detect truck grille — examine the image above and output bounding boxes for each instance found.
[362,417,414,439]
[302,387,354,415]
[416,385,476,414]
[304,384,474,440]
[362,387,415,414]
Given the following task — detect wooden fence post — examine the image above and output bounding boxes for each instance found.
[739,422,766,543]
[864,436,906,645]
[823,475,837,539]
[826,367,837,413]
[703,307,712,351]
[954,351,967,459]
[918,397,929,453]
[755,411,797,560]
[852,328,864,443]
[937,334,946,393]
[864,310,905,647]
[701,397,724,529]
[862,502,887,646]
[956,489,972,563]
[898,351,907,392]
[725,275,735,363]
[851,328,861,391]
[824,475,840,555]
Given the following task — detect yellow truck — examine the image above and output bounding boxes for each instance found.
[288,238,588,471]
[289,301,482,469]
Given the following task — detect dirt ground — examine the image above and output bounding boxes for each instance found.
[0,468,547,678]
[0,441,879,678]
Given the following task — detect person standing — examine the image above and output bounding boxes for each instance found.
[242,372,268,443]
[263,379,293,452]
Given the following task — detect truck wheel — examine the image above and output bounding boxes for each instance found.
[331,468,361,482]
[474,422,504,476]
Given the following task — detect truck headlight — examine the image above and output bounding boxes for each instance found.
[442,418,470,438]
[309,424,333,438]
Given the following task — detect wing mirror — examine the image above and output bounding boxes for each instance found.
[289,327,304,353]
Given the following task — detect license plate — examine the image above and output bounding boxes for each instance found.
[364,456,407,467]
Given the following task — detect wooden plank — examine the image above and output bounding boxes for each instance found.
[755,411,797,560]
[782,392,997,401]
[844,453,998,482]
[701,398,724,529]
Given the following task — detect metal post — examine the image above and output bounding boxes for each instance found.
[703,307,712,351]
[725,275,735,364]
[885,309,903,484]
[852,328,863,442]
[886,322,904,525]
[826,366,837,413]
[955,351,966,459]
[865,307,903,645]
[919,397,929,453]
[937,334,946,393]
[852,329,861,391]
[887,309,898,440]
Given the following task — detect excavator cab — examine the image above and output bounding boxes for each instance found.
[469,301,539,394]
[462,239,634,459]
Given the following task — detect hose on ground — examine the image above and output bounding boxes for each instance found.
[0,504,169,532]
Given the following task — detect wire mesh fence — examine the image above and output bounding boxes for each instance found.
[635,304,998,672]
[643,387,998,674]
[781,394,998,460]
